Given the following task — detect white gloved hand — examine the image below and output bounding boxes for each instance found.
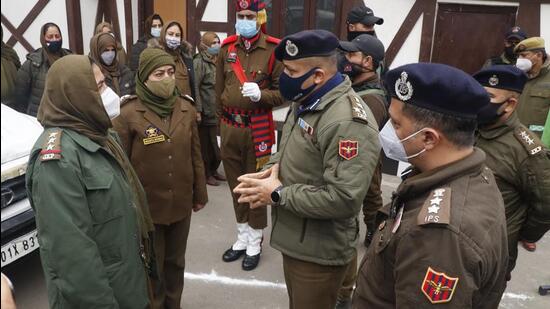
[241,82,262,102]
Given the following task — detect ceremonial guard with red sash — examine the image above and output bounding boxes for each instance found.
[215,0,284,271]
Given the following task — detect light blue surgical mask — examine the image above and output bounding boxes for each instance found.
[235,19,258,39]
[151,27,161,38]
[101,50,116,66]
[378,121,427,162]
[165,36,181,50]
[207,43,220,55]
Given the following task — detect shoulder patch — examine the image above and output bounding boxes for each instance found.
[39,130,63,161]
[266,36,281,45]
[348,95,369,124]
[417,187,451,226]
[421,267,459,304]
[180,94,195,103]
[221,35,238,47]
[120,95,137,106]
[514,126,545,156]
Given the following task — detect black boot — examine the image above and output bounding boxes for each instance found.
[242,253,261,271]
[222,248,246,262]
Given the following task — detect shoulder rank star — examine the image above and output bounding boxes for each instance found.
[339,140,358,160]
[421,267,459,304]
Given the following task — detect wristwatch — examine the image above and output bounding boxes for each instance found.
[270,185,284,205]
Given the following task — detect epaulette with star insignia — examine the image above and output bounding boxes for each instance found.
[120,95,137,106]
[417,187,452,226]
[347,95,369,124]
[39,130,63,161]
[514,126,545,156]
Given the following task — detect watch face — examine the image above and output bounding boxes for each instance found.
[271,190,280,203]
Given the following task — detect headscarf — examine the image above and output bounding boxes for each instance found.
[199,32,218,52]
[159,21,184,57]
[144,13,164,40]
[136,48,177,117]
[37,54,154,241]
[40,22,64,66]
[90,32,121,93]
[94,21,127,66]
[1,27,21,68]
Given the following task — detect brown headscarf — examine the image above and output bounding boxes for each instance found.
[40,22,64,66]
[89,32,121,93]
[37,55,154,242]
[199,31,219,62]
[94,22,128,65]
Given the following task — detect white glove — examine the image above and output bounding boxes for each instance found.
[241,82,261,102]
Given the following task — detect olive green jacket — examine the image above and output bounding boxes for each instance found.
[26,128,149,309]
[193,51,218,125]
[476,113,550,243]
[517,58,550,137]
[264,77,380,266]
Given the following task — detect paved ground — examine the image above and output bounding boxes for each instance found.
[2,172,550,308]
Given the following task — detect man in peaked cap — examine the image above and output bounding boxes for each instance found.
[233,29,380,309]
[216,0,283,272]
[346,4,384,41]
[353,63,508,308]
[483,26,527,68]
[514,37,550,138]
[474,65,550,278]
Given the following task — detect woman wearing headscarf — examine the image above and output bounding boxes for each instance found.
[112,48,208,309]
[193,32,225,186]
[130,13,164,72]
[26,55,153,308]
[14,22,71,116]
[1,27,21,104]
[95,21,128,66]
[159,21,201,121]
[89,32,135,96]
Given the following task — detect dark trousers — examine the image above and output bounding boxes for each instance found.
[199,124,221,177]
[152,216,191,309]
[282,254,351,309]
[220,122,267,229]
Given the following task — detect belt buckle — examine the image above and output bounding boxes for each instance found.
[234,114,243,124]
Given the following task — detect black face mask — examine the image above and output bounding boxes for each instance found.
[504,46,516,60]
[347,30,376,41]
[477,98,508,126]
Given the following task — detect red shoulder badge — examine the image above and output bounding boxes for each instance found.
[266,36,281,45]
[221,35,238,47]
[339,140,358,160]
[421,267,459,304]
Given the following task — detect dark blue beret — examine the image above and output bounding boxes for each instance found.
[473,65,528,93]
[384,63,490,119]
[275,30,339,61]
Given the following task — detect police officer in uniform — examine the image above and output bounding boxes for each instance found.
[112,48,208,308]
[216,0,284,271]
[335,34,388,309]
[473,65,550,275]
[353,63,509,308]
[345,5,384,41]
[483,26,527,68]
[234,30,380,309]
[514,37,550,138]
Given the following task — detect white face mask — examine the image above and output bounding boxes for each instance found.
[100,87,120,119]
[516,58,533,72]
[101,50,116,66]
[378,121,427,162]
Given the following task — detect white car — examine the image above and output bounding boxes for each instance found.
[1,104,43,267]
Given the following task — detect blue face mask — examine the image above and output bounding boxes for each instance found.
[165,36,181,50]
[101,50,116,66]
[151,27,161,38]
[207,46,220,55]
[278,68,319,102]
[235,19,258,39]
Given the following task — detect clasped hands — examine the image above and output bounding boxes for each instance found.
[233,164,282,209]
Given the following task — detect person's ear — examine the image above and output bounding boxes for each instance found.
[312,69,325,84]
[503,97,518,113]
[362,55,373,70]
[422,128,440,150]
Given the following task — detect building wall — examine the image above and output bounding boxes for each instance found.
[1,0,137,61]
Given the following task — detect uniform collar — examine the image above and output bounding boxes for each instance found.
[477,112,519,140]
[352,74,382,92]
[236,32,266,51]
[394,148,486,204]
[63,129,102,152]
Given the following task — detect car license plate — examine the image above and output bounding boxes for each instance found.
[1,230,39,267]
